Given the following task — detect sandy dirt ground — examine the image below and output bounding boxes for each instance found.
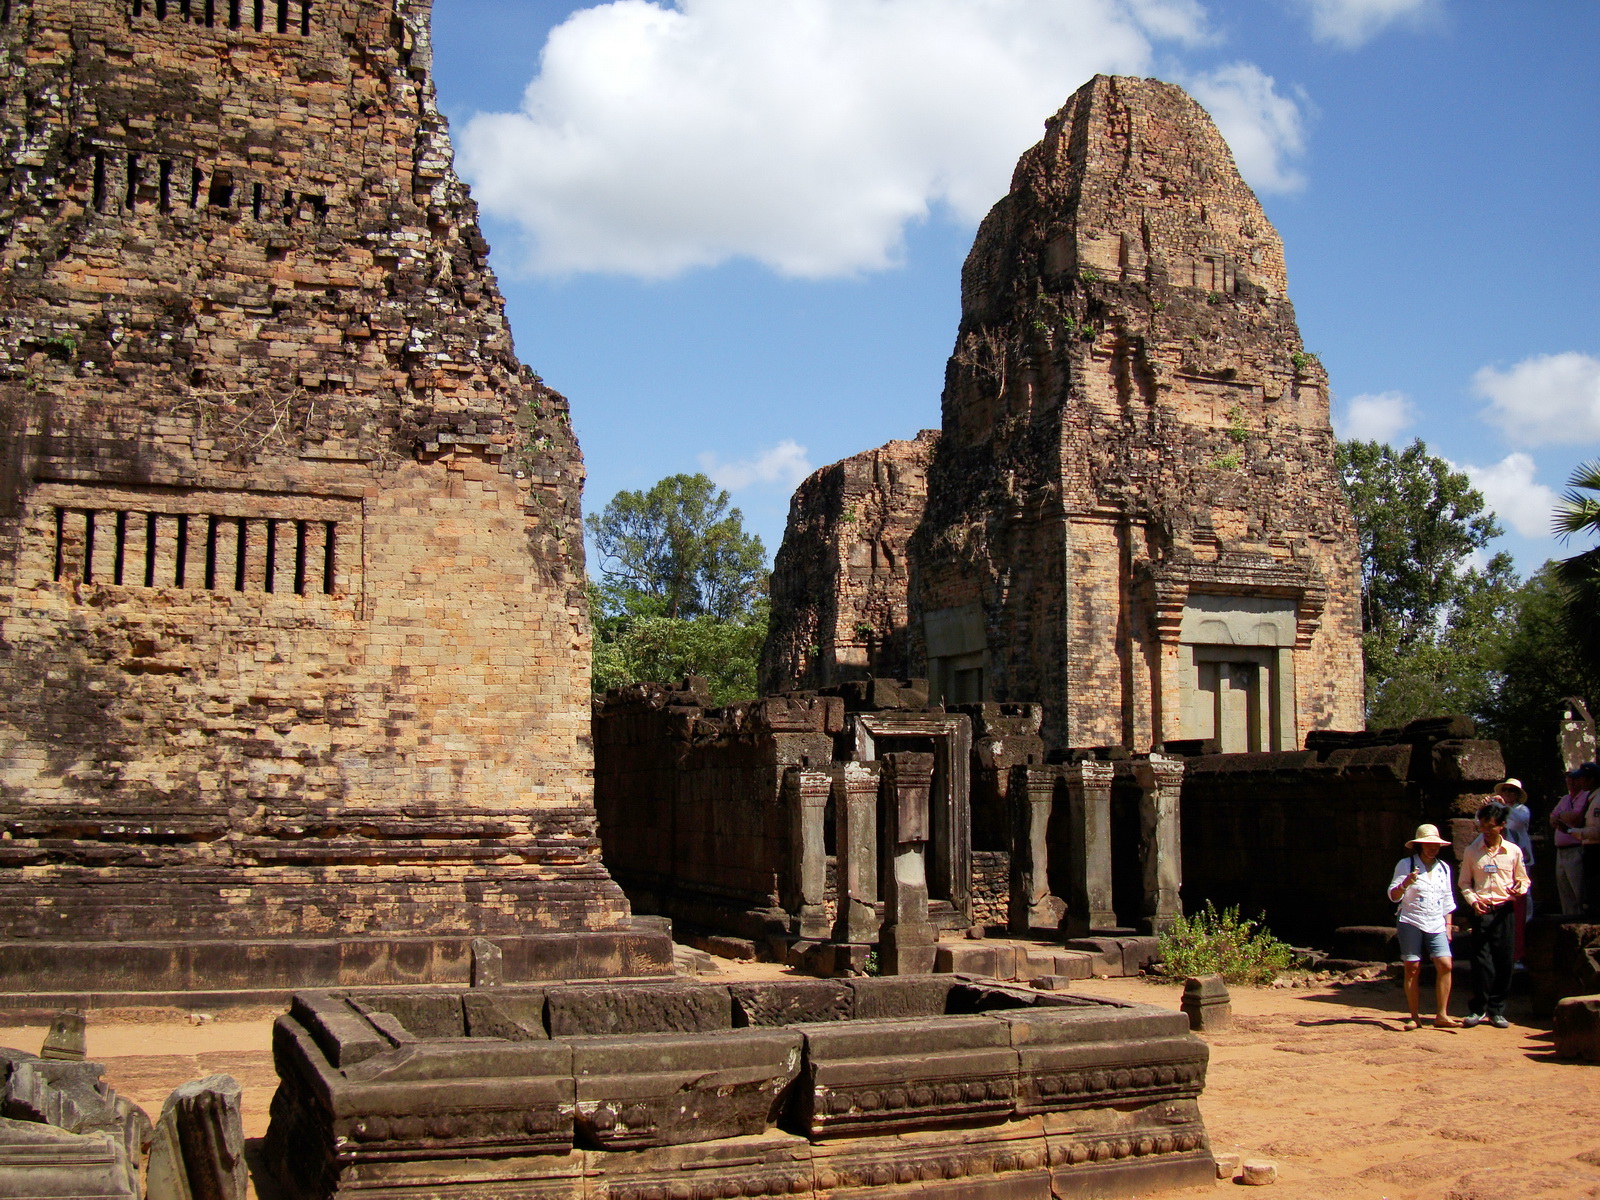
[4,967,1597,1200]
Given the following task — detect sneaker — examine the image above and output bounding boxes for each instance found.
[1489,1014,1510,1029]
[1462,1013,1485,1028]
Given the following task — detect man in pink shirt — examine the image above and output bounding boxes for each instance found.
[1459,801,1531,1029]
[1549,765,1591,917]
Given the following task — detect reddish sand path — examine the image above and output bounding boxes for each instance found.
[3,971,1595,1200]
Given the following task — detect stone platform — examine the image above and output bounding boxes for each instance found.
[264,975,1212,1200]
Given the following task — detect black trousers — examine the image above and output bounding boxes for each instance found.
[1470,902,1515,1017]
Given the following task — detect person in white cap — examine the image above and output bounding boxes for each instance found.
[1387,824,1459,1030]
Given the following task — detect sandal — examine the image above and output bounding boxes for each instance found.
[1401,1017,1420,1031]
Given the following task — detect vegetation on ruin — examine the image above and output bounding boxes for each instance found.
[587,473,769,703]
[1156,902,1292,986]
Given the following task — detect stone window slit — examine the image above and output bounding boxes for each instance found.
[154,0,166,19]
[263,519,278,593]
[293,520,308,595]
[228,0,240,30]
[1,0,11,24]
[144,513,158,587]
[251,182,263,221]
[158,159,173,212]
[204,516,218,590]
[323,521,336,594]
[276,0,287,33]
[81,511,96,583]
[204,0,215,27]
[51,508,64,581]
[92,152,107,212]
[301,1,311,36]
[174,514,189,587]
[208,170,234,209]
[281,189,294,223]
[190,165,203,208]
[132,0,144,16]
[112,511,128,584]
[125,154,141,210]
[253,0,264,33]
[233,517,248,592]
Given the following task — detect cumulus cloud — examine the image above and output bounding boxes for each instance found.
[458,0,1306,279]
[1474,352,1600,447]
[1289,0,1440,48]
[1183,63,1307,194]
[699,440,814,492]
[1332,390,1414,442]
[1462,453,1558,540]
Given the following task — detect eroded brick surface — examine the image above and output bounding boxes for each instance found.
[0,1,630,943]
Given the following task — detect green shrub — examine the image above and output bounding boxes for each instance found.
[1156,902,1292,985]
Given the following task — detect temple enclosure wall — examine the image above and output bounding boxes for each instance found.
[766,76,1365,753]
[0,0,661,995]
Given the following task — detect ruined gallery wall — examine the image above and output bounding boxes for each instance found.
[593,683,841,940]
[909,75,1364,750]
[0,0,630,944]
[762,431,937,695]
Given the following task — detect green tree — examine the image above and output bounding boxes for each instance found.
[586,473,766,620]
[591,592,769,706]
[1338,438,1517,728]
[1480,563,1600,784]
[1553,459,1600,677]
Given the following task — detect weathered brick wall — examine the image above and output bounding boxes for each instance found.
[905,74,1364,749]
[592,683,840,939]
[762,431,938,694]
[1177,720,1506,945]
[0,0,632,946]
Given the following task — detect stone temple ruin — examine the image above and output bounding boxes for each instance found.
[765,75,1365,754]
[0,0,668,1001]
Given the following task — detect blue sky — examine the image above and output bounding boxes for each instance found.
[430,0,1599,577]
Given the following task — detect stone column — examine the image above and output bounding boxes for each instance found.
[878,752,938,974]
[1132,755,1185,933]
[783,767,834,939]
[1008,765,1065,934]
[830,762,880,945]
[1060,761,1117,937]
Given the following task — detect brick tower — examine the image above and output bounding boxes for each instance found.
[911,75,1364,750]
[0,0,664,998]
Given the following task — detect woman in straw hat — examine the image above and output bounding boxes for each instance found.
[1388,824,1460,1030]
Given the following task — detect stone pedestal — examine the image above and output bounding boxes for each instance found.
[1133,756,1185,934]
[1060,762,1117,937]
[784,769,834,940]
[1008,766,1066,934]
[878,753,938,975]
[830,763,881,946]
[1180,974,1232,1032]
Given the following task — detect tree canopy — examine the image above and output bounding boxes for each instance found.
[585,473,766,620]
[1337,438,1518,729]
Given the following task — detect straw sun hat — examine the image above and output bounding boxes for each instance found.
[1405,824,1451,849]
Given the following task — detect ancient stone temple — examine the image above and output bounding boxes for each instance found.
[768,75,1364,752]
[761,431,937,695]
[0,0,664,1000]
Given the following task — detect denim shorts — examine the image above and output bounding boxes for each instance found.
[1397,922,1451,962]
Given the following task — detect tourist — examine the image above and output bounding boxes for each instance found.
[1569,762,1600,917]
[1549,767,1589,917]
[1387,824,1459,1030]
[1458,801,1531,1028]
[1498,778,1534,964]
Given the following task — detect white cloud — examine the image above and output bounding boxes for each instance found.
[457,0,1306,280]
[1290,0,1439,49]
[699,440,814,492]
[1462,453,1558,540]
[1333,390,1414,442]
[1474,352,1600,447]
[1182,64,1307,194]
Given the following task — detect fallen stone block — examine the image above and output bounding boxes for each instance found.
[40,1011,86,1062]
[1242,1158,1278,1185]
[145,1074,247,1200]
[1120,937,1161,976]
[1553,994,1600,1061]
[0,1115,136,1199]
[934,942,1017,979]
[1215,1152,1242,1178]
[1181,975,1233,1032]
